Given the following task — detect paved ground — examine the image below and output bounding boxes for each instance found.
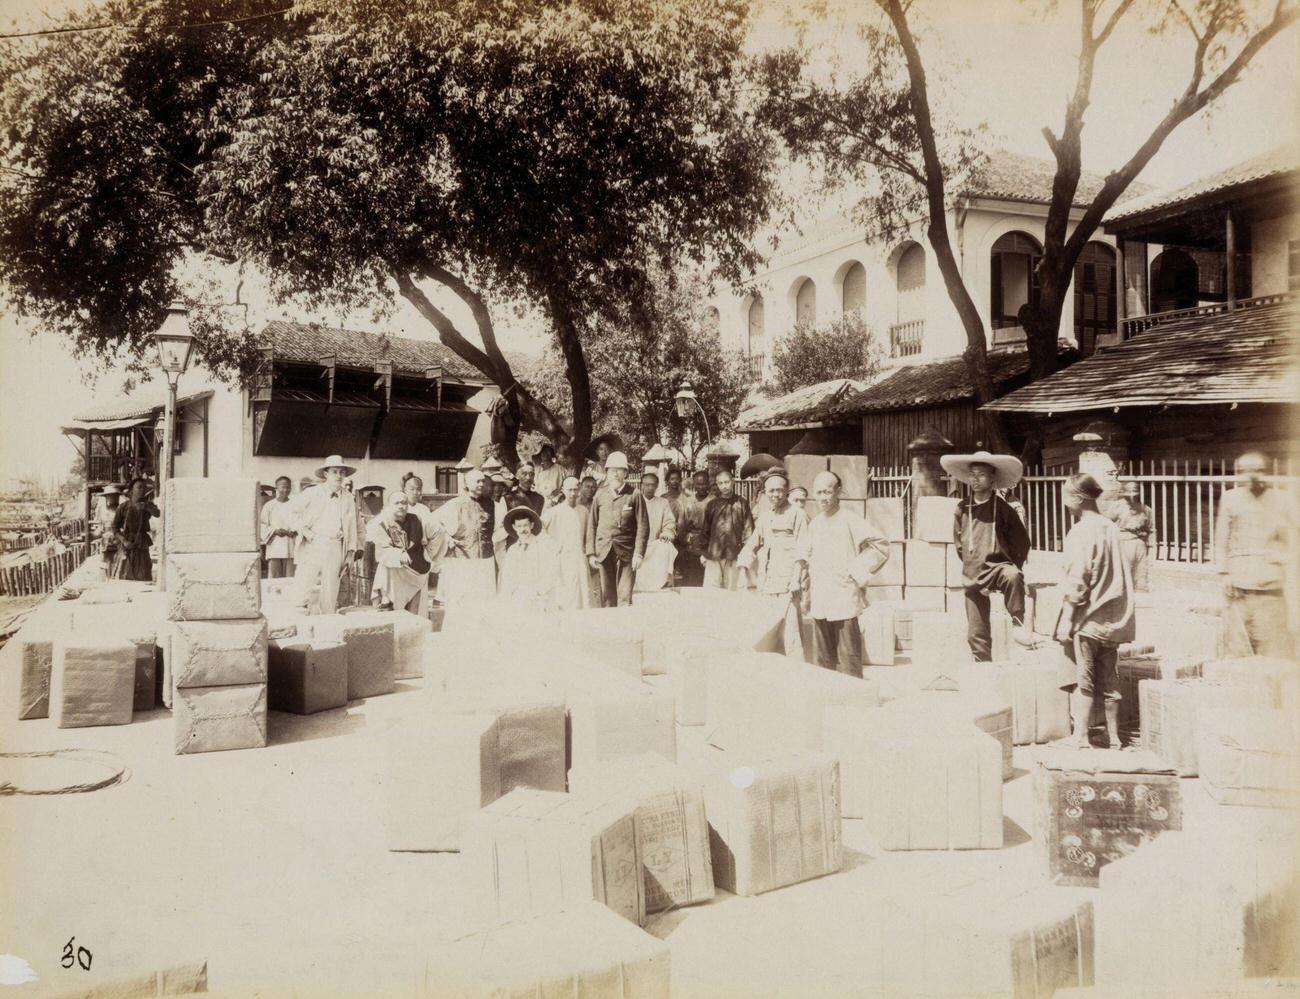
[0,582,1292,997]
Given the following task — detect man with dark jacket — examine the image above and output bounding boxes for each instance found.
[585,451,647,606]
[503,462,545,549]
[701,469,753,590]
[942,451,1034,661]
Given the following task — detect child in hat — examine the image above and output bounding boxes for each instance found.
[940,450,1034,660]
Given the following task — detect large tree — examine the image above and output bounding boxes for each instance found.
[0,0,776,468]
[520,267,752,470]
[760,0,1297,449]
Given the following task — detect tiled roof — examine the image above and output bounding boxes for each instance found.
[735,377,868,431]
[259,321,487,382]
[962,150,1118,207]
[71,387,213,423]
[831,345,1072,417]
[1105,145,1299,223]
[983,300,1299,414]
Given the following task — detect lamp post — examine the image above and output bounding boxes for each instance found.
[153,302,195,590]
[154,302,196,483]
[673,380,712,471]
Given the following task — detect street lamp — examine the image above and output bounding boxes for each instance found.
[154,302,195,484]
[673,379,712,470]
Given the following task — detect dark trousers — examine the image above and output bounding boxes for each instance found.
[598,552,635,607]
[964,563,1026,662]
[813,617,863,677]
[675,550,704,587]
[267,557,294,579]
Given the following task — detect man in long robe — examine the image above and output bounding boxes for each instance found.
[371,492,431,615]
[111,478,160,582]
[544,476,589,610]
[430,469,497,629]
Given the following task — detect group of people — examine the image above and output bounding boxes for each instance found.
[95,438,1293,711]
[940,447,1294,750]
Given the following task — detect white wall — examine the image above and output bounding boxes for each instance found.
[1250,211,1298,297]
[712,200,1111,373]
[163,364,495,494]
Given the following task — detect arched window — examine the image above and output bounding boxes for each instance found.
[991,231,1043,329]
[842,262,866,315]
[1074,242,1116,356]
[794,278,817,326]
[896,243,926,322]
[705,306,721,334]
[747,296,765,357]
[1150,248,1199,313]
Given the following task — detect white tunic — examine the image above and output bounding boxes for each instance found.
[796,506,888,622]
[543,502,588,611]
[260,498,298,560]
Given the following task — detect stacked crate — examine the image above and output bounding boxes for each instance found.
[163,478,269,755]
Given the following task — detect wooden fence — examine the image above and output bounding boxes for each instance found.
[743,457,1296,568]
[0,539,103,596]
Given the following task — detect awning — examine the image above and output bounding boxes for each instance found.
[61,389,214,435]
[984,300,1299,414]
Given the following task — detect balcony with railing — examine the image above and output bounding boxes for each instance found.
[889,320,924,357]
[1118,291,1292,340]
[746,353,766,381]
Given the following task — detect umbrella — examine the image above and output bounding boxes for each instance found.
[740,453,783,478]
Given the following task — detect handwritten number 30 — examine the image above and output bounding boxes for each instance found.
[62,938,92,970]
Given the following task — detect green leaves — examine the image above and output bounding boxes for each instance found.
[770,312,883,394]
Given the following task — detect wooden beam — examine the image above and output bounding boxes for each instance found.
[1225,209,1237,311]
[319,354,336,403]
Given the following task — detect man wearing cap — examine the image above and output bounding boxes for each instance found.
[1107,480,1153,593]
[544,476,589,610]
[740,469,804,596]
[293,455,360,614]
[504,463,546,548]
[701,470,753,590]
[531,443,565,502]
[793,470,889,675]
[430,469,497,626]
[260,475,298,579]
[1054,473,1136,748]
[942,450,1034,660]
[585,451,646,607]
[97,484,122,577]
[1215,450,1294,657]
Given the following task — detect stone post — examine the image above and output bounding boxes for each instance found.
[907,427,954,536]
[1074,419,1131,515]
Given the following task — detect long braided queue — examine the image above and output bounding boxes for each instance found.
[0,749,129,796]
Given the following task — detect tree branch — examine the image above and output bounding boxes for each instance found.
[1095,0,1135,47]
[1063,0,1298,264]
[418,261,505,366]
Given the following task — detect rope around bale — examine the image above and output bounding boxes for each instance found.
[0,749,130,796]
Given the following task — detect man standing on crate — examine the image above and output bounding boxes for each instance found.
[793,470,889,675]
[1215,451,1295,658]
[942,450,1035,660]
[293,455,359,614]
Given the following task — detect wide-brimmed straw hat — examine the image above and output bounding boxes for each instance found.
[584,433,624,461]
[100,485,122,497]
[315,454,358,478]
[503,505,543,535]
[940,450,1023,490]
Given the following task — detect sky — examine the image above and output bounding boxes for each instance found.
[0,0,1296,483]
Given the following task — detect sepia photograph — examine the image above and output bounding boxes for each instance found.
[0,0,1296,996]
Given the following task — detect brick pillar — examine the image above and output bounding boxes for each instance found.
[907,428,954,535]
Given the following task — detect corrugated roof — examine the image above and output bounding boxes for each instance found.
[1105,145,1299,224]
[70,387,213,424]
[735,377,867,431]
[983,300,1299,414]
[830,346,1072,417]
[260,321,487,382]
